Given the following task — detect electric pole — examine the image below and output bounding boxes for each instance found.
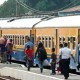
[16,0,20,17]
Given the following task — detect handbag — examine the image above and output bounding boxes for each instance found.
[43,59,49,66]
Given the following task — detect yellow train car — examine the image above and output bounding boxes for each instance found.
[0,18,41,50]
[31,15,80,60]
[0,16,80,69]
[0,18,41,61]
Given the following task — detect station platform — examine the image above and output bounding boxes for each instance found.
[0,63,80,80]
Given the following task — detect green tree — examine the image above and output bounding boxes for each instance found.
[35,0,56,11]
[0,0,80,18]
[0,0,26,18]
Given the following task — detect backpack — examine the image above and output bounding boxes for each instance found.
[38,48,47,61]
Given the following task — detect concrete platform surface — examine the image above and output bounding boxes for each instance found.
[0,63,80,80]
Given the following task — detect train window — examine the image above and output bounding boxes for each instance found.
[45,37,48,48]
[68,37,70,41]
[20,36,22,45]
[42,37,44,46]
[49,37,51,48]
[68,37,70,48]
[63,37,65,42]
[18,36,19,45]
[42,37,44,40]
[22,36,24,45]
[59,37,61,41]
[10,35,12,39]
[13,35,15,44]
[9,36,10,38]
[15,36,17,44]
[52,37,54,48]
[59,37,62,46]
[73,37,75,41]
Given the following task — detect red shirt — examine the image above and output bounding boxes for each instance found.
[25,49,33,60]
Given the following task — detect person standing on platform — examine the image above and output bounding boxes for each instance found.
[6,39,13,64]
[60,43,75,79]
[0,37,6,63]
[25,45,33,71]
[24,36,34,66]
[50,48,57,75]
[35,43,47,73]
[24,36,34,49]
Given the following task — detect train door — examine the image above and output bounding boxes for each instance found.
[30,29,36,52]
[30,29,36,44]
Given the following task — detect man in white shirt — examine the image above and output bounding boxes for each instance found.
[60,43,71,79]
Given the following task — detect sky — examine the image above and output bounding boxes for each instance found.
[0,0,7,5]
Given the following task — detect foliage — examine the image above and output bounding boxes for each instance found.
[0,0,80,18]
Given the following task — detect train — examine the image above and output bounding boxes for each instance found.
[0,15,80,72]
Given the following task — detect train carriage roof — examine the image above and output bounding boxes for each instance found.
[0,20,8,27]
[34,15,80,28]
[0,18,41,28]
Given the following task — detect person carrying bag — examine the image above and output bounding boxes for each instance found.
[35,42,47,73]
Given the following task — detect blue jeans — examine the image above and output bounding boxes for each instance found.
[38,58,43,68]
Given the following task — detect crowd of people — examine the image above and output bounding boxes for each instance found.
[24,36,77,80]
[0,36,77,80]
[0,37,13,64]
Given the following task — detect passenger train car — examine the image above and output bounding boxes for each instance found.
[0,15,80,71]
[31,15,80,71]
[0,17,41,61]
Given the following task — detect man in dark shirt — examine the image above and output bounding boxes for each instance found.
[51,48,57,75]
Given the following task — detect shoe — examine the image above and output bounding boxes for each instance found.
[40,68,43,73]
[27,67,30,71]
[65,77,68,80]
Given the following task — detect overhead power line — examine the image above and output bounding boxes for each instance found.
[16,0,80,15]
